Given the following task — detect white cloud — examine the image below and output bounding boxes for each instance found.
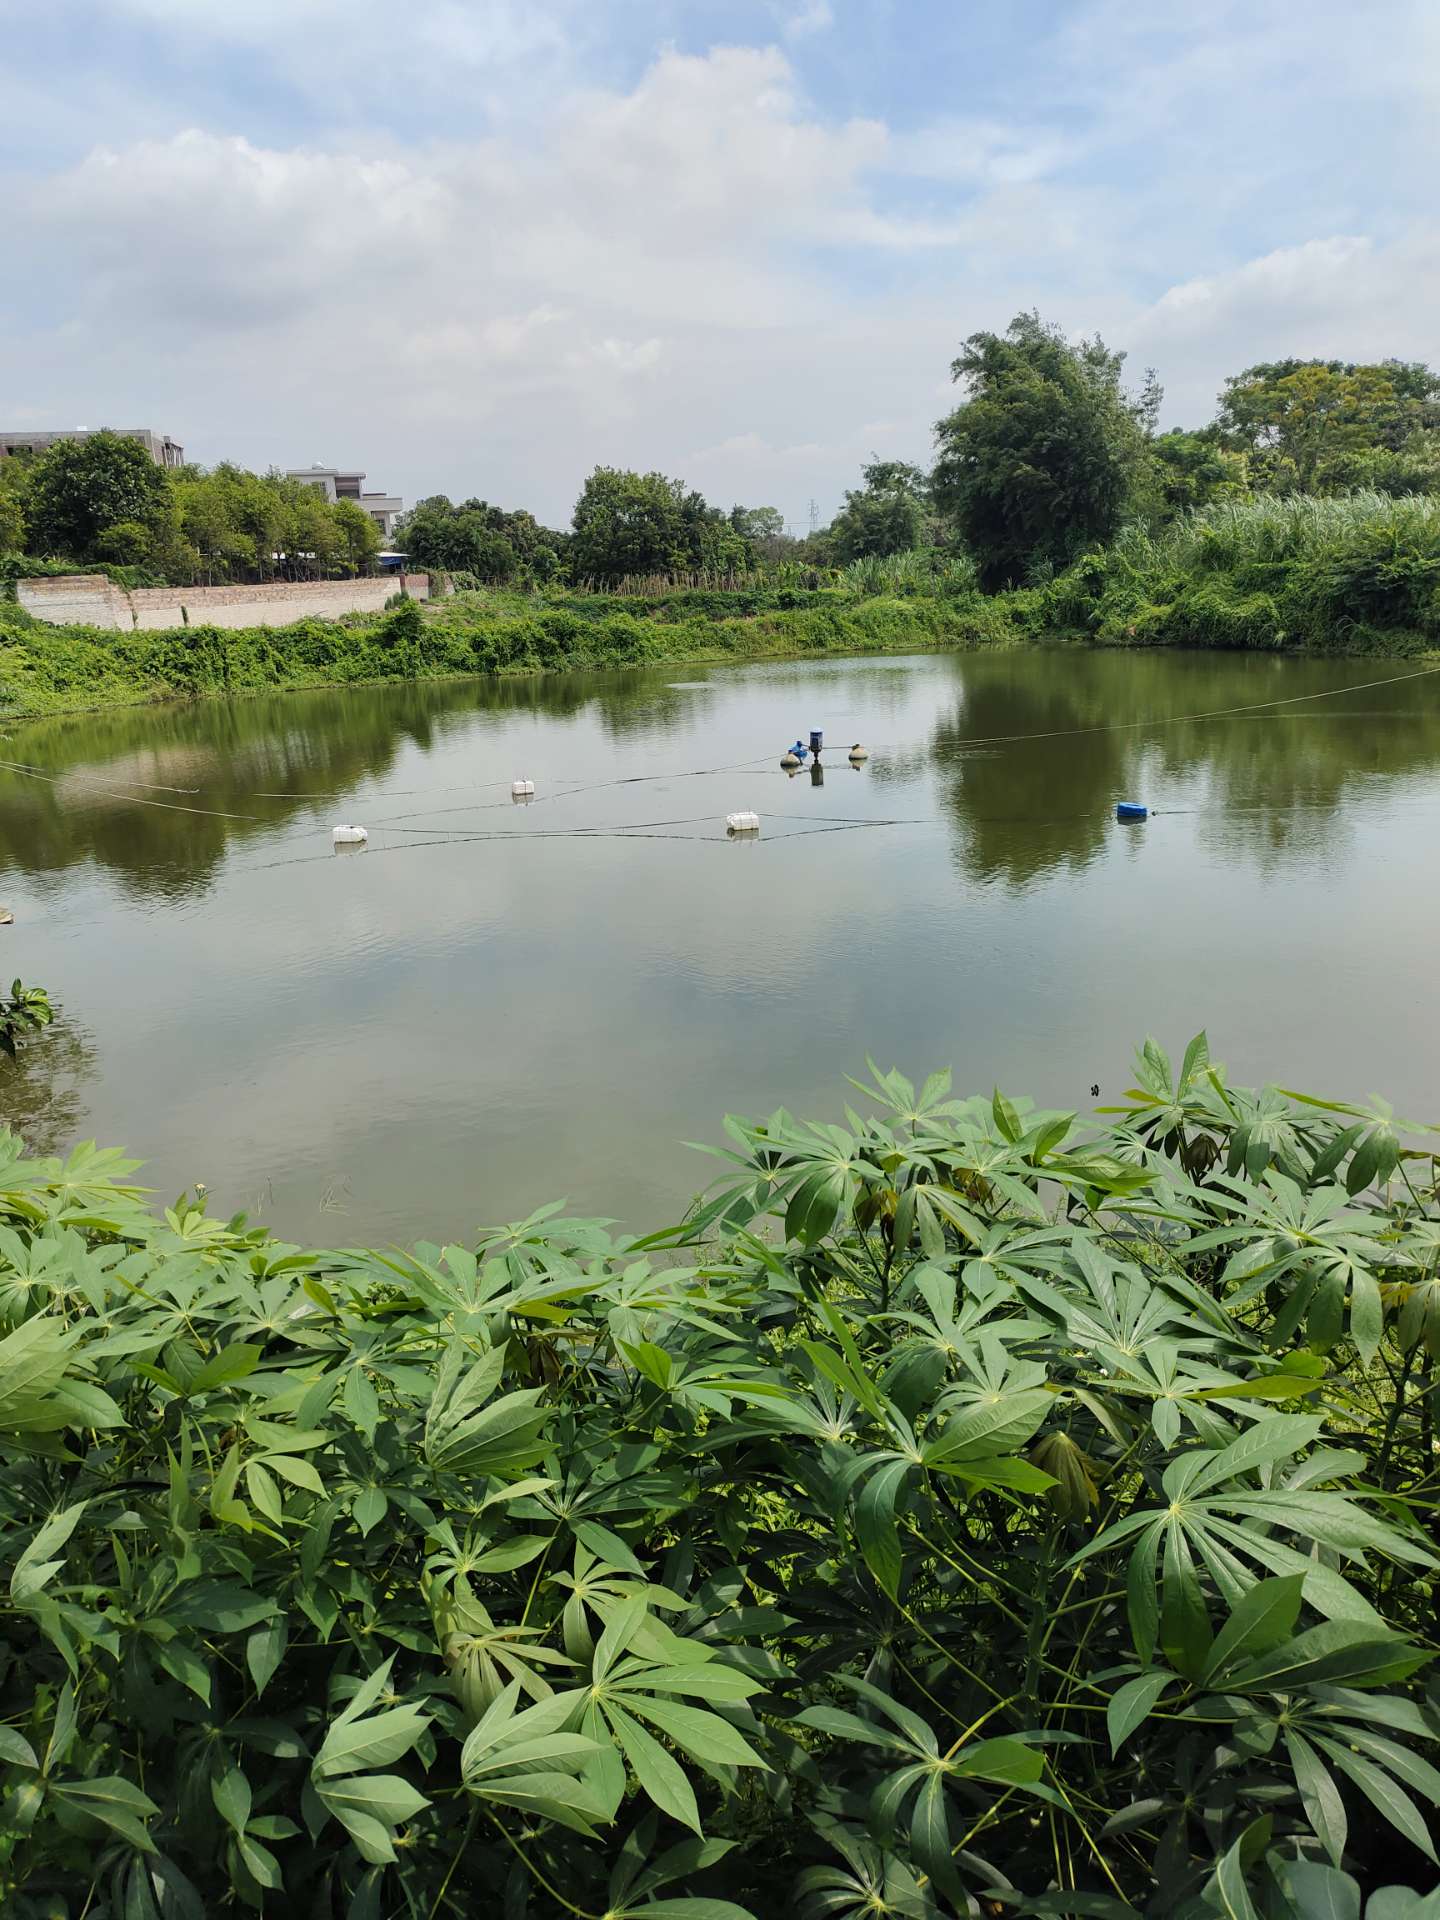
[782,0,834,39]
[1128,233,1440,424]
[5,8,1440,524]
[1,46,958,518]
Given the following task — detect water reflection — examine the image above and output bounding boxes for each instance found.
[902,651,1440,886]
[0,1007,97,1154]
[4,649,1440,1243]
[4,651,1438,905]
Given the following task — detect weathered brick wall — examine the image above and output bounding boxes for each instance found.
[17,574,430,631]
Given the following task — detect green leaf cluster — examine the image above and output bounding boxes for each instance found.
[0,1036,1437,1915]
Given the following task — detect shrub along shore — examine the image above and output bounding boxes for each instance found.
[0,1037,1437,1916]
[1,489,1439,721]
[0,584,1014,720]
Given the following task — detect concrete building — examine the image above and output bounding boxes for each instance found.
[286,464,405,540]
[0,427,184,468]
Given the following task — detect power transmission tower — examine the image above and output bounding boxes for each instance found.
[808,498,819,536]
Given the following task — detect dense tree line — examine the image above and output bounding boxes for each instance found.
[7,333,1440,601]
[925,316,1440,588]
[0,433,381,583]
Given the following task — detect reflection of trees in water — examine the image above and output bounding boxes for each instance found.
[883,651,1440,888]
[0,676,608,901]
[4,652,1436,902]
[0,1008,96,1156]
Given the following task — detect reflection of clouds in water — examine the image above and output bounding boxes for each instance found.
[6,649,1440,1241]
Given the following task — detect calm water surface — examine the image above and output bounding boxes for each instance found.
[3,649,1438,1244]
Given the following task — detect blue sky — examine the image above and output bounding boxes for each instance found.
[4,0,1438,527]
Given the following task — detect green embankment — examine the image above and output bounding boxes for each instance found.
[2,491,1438,719]
[1035,490,1440,654]
[0,586,1016,720]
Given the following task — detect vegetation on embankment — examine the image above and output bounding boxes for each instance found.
[2,486,1437,721]
[1,1036,1438,1916]
[1036,490,1440,655]
[0,580,1015,720]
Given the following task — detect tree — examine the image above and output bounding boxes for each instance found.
[0,487,23,555]
[279,481,344,580]
[25,430,171,559]
[1217,358,1440,493]
[827,459,932,564]
[1151,428,1251,516]
[730,505,785,543]
[94,520,154,566]
[396,497,556,583]
[331,498,383,576]
[571,469,680,581]
[0,449,32,554]
[932,312,1155,589]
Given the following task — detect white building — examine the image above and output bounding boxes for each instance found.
[0,426,184,468]
[287,465,404,540]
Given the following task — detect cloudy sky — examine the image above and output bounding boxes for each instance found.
[4,0,1438,529]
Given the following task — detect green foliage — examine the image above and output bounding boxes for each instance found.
[1152,428,1252,516]
[1057,492,1440,653]
[0,580,1017,719]
[826,461,933,565]
[933,312,1157,590]
[0,981,52,1060]
[0,1037,1437,1915]
[571,468,752,585]
[11,444,391,586]
[0,450,34,559]
[395,495,556,584]
[1217,360,1440,495]
[26,433,171,560]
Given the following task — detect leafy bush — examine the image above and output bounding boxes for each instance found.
[0,1036,1437,1916]
[1059,492,1440,653]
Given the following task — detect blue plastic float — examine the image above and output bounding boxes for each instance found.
[1116,801,1148,821]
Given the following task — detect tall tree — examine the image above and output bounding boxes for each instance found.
[25,430,171,559]
[932,313,1154,589]
[1151,428,1251,515]
[1217,358,1440,493]
[331,498,383,575]
[570,468,746,583]
[826,459,932,564]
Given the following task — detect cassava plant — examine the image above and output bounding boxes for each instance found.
[0,1035,1436,1917]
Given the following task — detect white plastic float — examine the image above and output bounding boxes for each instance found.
[332,825,368,844]
[848,743,870,762]
[511,778,536,797]
[726,811,761,834]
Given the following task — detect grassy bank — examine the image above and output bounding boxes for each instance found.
[0,1037,1437,1916]
[2,491,1438,720]
[0,584,1016,720]
[1035,490,1440,653]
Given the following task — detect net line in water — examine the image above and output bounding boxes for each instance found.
[2,659,1439,829]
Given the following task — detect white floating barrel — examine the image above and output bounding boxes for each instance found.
[332,825,368,844]
[726,810,760,834]
[511,778,536,797]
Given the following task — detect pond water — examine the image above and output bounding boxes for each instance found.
[2,647,1439,1245]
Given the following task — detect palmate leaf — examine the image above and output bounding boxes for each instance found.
[461,1683,611,1835]
[50,1773,161,1853]
[308,1657,431,1862]
[423,1340,550,1475]
[795,1822,931,1920]
[1070,1413,1434,1658]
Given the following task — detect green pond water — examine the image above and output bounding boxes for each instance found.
[2,647,1438,1245]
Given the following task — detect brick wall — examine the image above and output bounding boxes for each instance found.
[17,573,430,631]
